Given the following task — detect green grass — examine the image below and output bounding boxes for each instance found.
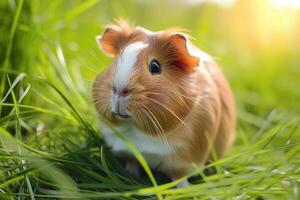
[1,0,300,199]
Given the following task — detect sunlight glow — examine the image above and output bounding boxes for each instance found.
[184,0,236,7]
[270,0,300,8]
[183,0,300,9]
[246,0,300,47]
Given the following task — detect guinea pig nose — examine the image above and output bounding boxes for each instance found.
[113,87,130,97]
[119,88,130,96]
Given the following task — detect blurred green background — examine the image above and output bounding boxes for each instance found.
[0,0,300,199]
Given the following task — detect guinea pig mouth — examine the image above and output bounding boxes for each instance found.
[113,112,130,119]
[111,95,130,119]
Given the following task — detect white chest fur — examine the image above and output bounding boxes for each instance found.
[100,121,181,168]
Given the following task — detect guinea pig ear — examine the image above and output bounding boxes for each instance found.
[96,26,122,57]
[166,33,200,71]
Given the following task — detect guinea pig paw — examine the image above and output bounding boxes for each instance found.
[125,160,141,178]
[176,179,190,188]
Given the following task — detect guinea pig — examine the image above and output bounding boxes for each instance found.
[92,21,235,187]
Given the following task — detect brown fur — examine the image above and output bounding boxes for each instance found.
[93,21,235,180]
[97,20,147,56]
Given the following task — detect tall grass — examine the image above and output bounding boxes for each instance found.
[0,0,300,199]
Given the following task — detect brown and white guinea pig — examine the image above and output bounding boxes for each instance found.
[92,21,235,187]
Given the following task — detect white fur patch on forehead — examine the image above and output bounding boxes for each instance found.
[114,42,148,88]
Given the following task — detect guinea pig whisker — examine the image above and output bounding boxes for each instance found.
[90,97,105,104]
[89,97,99,103]
[139,110,153,134]
[141,104,172,152]
[143,91,194,102]
[90,96,103,101]
[90,95,110,102]
[141,105,164,137]
[131,103,152,135]
[91,86,106,89]
[144,96,192,133]
[143,105,171,149]
[143,106,164,133]
[145,93,214,129]
[140,108,164,141]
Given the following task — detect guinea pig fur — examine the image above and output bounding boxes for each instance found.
[92,21,236,187]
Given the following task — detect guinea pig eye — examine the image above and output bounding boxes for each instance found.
[149,59,161,75]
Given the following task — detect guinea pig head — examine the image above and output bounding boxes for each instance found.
[93,24,200,136]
